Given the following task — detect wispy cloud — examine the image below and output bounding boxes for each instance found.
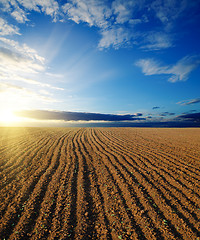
[136,56,200,82]
[0,17,20,36]
[0,0,59,23]
[141,32,173,50]
[0,37,63,106]
[16,109,146,122]
[0,0,199,50]
[177,98,200,106]
[98,26,132,49]
[0,82,58,104]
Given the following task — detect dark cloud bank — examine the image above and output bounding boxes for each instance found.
[16,110,200,127]
[16,110,145,122]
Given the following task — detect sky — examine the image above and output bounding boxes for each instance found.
[0,0,200,127]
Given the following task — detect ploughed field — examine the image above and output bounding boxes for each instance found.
[0,128,200,240]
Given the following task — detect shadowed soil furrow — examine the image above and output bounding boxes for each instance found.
[98,129,200,206]
[92,129,199,239]
[0,131,69,240]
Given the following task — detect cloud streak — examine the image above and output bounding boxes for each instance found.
[16,110,146,122]
[0,18,20,36]
[1,0,59,23]
[136,56,200,82]
[177,98,200,106]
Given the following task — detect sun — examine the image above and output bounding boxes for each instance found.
[0,109,21,124]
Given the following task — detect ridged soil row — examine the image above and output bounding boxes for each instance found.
[68,128,98,240]
[8,130,73,240]
[0,133,55,218]
[0,130,70,240]
[0,131,47,173]
[92,129,199,240]
[47,129,81,240]
[0,136,30,166]
[105,128,200,166]
[99,129,200,203]
[78,129,113,239]
[106,128,200,176]
[51,128,86,240]
[132,128,200,161]
[14,129,76,240]
[85,128,157,239]
[89,128,163,240]
[98,128,200,213]
[102,129,200,182]
[0,128,47,166]
[0,133,50,188]
[96,129,200,238]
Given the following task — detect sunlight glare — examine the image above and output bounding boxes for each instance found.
[0,109,21,123]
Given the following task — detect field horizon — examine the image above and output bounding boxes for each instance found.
[0,127,200,239]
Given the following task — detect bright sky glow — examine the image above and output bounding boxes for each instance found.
[0,0,200,126]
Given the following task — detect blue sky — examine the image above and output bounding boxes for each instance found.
[0,0,200,126]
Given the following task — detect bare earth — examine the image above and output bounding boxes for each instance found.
[0,127,200,240]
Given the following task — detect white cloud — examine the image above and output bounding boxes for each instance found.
[112,0,134,24]
[62,0,111,28]
[135,58,167,75]
[61,0,179,50]
[0,47,44,73]
[141,32,173,50]
[112,0,143,24]
[0,37,45,63]
[62,0,137,49]
[0,0,59,23]
[0,0,198,50]
[98,27,132,49]
[0,17,20,36]
[136,56,200,82]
